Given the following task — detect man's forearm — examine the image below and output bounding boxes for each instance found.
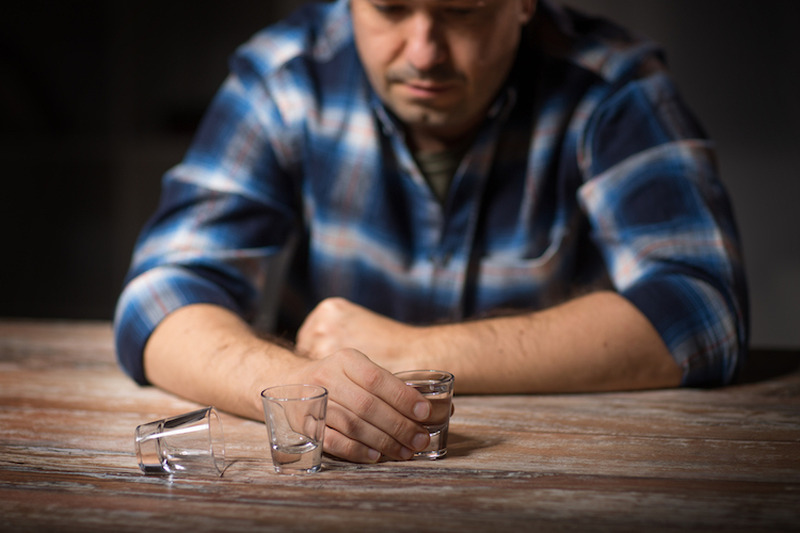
[413,291,683,394]
[297,292,682,393]
[143,303,298,421]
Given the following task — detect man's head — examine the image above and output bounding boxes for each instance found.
[351,0,536,151]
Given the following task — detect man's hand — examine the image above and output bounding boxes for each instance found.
[296,297,421,372]
[285,348,432,463]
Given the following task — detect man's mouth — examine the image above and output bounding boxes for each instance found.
[400,80,458,99]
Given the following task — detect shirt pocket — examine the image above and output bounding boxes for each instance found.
[472,229,572,311]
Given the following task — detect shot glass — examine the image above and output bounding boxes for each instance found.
[135,406,225,476]
[394,370,455,459]
[261,384,328,474]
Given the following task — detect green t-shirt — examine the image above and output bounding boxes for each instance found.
[414,147,467,203]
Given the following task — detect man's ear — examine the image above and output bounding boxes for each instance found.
[519,0,537,24]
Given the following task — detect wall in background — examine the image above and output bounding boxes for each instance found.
[2,1,798,348]
[2,1,297,319]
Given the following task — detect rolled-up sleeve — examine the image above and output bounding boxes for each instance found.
[578,71,749,386]
[114,51,300,385]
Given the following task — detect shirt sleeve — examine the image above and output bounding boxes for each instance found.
[114,51,301,385]
[576,69,749,386]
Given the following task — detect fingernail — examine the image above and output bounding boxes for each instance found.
[399,447,414,460]
[412,432,429,451]
[367,448,381,463]
[413,401,430,420]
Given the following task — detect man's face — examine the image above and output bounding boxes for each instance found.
[351,0,535,149]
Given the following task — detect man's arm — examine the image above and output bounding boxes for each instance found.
[296,292,682,393]
[143,303,434,463]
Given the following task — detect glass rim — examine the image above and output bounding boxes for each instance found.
[393,369,454,383]
[206,408,226,474]
[260,383,328,402]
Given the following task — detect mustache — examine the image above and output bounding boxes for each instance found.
[385,63,464,84]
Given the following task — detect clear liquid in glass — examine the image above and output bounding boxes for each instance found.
[408,380,452,459]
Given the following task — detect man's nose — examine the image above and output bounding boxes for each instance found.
[405,13,448,73]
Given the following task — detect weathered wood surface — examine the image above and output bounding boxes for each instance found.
[1,320,799,532]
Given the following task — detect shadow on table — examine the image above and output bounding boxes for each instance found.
[736,348,800,384]
[444,431,503,458]
[318,431,501,471]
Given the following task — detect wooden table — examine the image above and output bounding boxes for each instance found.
[1,320,799,532]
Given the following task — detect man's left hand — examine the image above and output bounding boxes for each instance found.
[296,297,419,371]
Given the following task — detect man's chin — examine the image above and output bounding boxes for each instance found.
[391,104,458,130]
[384,98,480,146]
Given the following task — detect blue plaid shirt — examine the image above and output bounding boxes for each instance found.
[115,0,748,387]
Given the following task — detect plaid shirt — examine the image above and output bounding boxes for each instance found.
[115,0,748,387]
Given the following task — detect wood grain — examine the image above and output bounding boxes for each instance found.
[1,320,798,532]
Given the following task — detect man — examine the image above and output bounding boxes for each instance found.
[115,0,748,464]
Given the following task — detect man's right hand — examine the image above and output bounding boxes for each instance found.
[286,348,432,463]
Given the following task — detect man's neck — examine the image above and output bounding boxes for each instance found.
[407,124,478,155]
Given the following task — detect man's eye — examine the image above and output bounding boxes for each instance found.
[372,3,407,16]
[442,3,485,19]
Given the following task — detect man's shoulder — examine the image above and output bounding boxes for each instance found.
[231,0,355,81]
[534,0,665,85]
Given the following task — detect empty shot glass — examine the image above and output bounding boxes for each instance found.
[135,406,225,476]
[394,370,455,459]
[261,384,328,474]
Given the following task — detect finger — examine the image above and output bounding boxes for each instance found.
[324,400,418,461]
[322,427,382,464]
[344,361,433,423]
[296,330,341,361]
[295,316,321,356]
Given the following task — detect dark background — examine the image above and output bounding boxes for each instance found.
[2,1,798,350]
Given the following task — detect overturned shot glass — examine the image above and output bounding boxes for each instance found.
[135,406,225,476]
[394,370,455,459]
[261,384,328,474]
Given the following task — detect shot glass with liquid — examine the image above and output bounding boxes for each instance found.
[394,370,454,459]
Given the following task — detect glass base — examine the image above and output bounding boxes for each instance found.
[273,464,322,474]
[414,449,447,460]
[414,426,448,459]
